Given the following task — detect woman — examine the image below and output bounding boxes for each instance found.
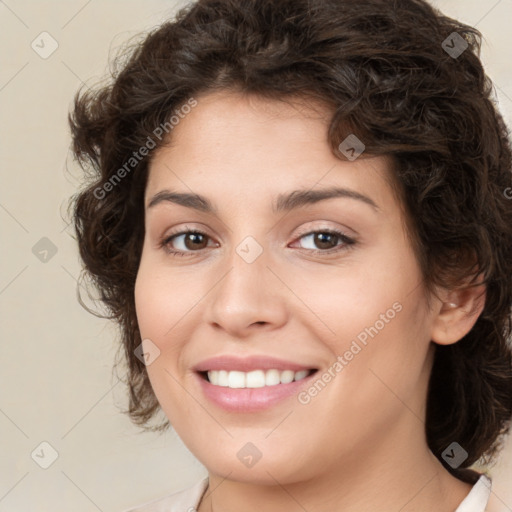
[68,0,512,510]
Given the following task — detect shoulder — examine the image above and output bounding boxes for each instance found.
[122,477,209,512]
[454,473,507,512]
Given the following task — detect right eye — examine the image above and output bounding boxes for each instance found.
[160,229,217,256]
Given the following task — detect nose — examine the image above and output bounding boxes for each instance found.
[204,239,289,338]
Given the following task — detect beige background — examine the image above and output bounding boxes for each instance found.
[1,1,511,510]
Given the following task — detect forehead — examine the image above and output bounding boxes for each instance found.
[146,91,395,212]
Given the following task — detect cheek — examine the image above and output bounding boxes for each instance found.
[134,258,199,422]
[306,242,430,392]
[295,257,412,352]
[134,255,203,344]
[134,251,213,406]
[325,284,432,427]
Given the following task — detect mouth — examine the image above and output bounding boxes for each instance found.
[193,355,319,412]
[198,368,317,388]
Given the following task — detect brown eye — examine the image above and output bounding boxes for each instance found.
[182,232,209,250]
[295,230,355,252]
[312,232,339,250]
[162,230,212,255]
[161,228,355,257]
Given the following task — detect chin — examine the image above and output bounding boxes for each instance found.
[190,440,317,485]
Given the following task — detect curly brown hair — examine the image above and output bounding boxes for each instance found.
[68,0,512,474]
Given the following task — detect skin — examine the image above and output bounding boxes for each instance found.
[134,90,486,512]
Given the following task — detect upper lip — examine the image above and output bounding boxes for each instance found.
[193,355,317,373]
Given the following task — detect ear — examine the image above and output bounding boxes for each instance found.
[430,274,486,346]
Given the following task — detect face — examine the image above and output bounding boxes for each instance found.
[135,91,438,484]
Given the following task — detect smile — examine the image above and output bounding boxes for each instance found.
[205,369,313,388]
[193,356,320,411]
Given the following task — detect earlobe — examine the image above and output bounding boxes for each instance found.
[430,283,486,346]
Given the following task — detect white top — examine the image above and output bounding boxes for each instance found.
[124,474,502,512]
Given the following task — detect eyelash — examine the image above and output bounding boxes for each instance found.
[159,228,356,257]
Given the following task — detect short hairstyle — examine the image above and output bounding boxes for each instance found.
[68,0,512,473]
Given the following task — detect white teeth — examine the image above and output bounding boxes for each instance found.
[294,370,309,381]
[206,369,312,388]
[246,370,266,388]
[228,371,245,388]
[218,370,229,386]
[280,370,295,384]
[265,369,281,386]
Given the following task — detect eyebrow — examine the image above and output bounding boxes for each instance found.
[147,186,380,214]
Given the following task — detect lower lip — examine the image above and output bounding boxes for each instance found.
[195,372,316,412]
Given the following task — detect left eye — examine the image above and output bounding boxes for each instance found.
[293,230,354,252]
[161,229,355,256]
